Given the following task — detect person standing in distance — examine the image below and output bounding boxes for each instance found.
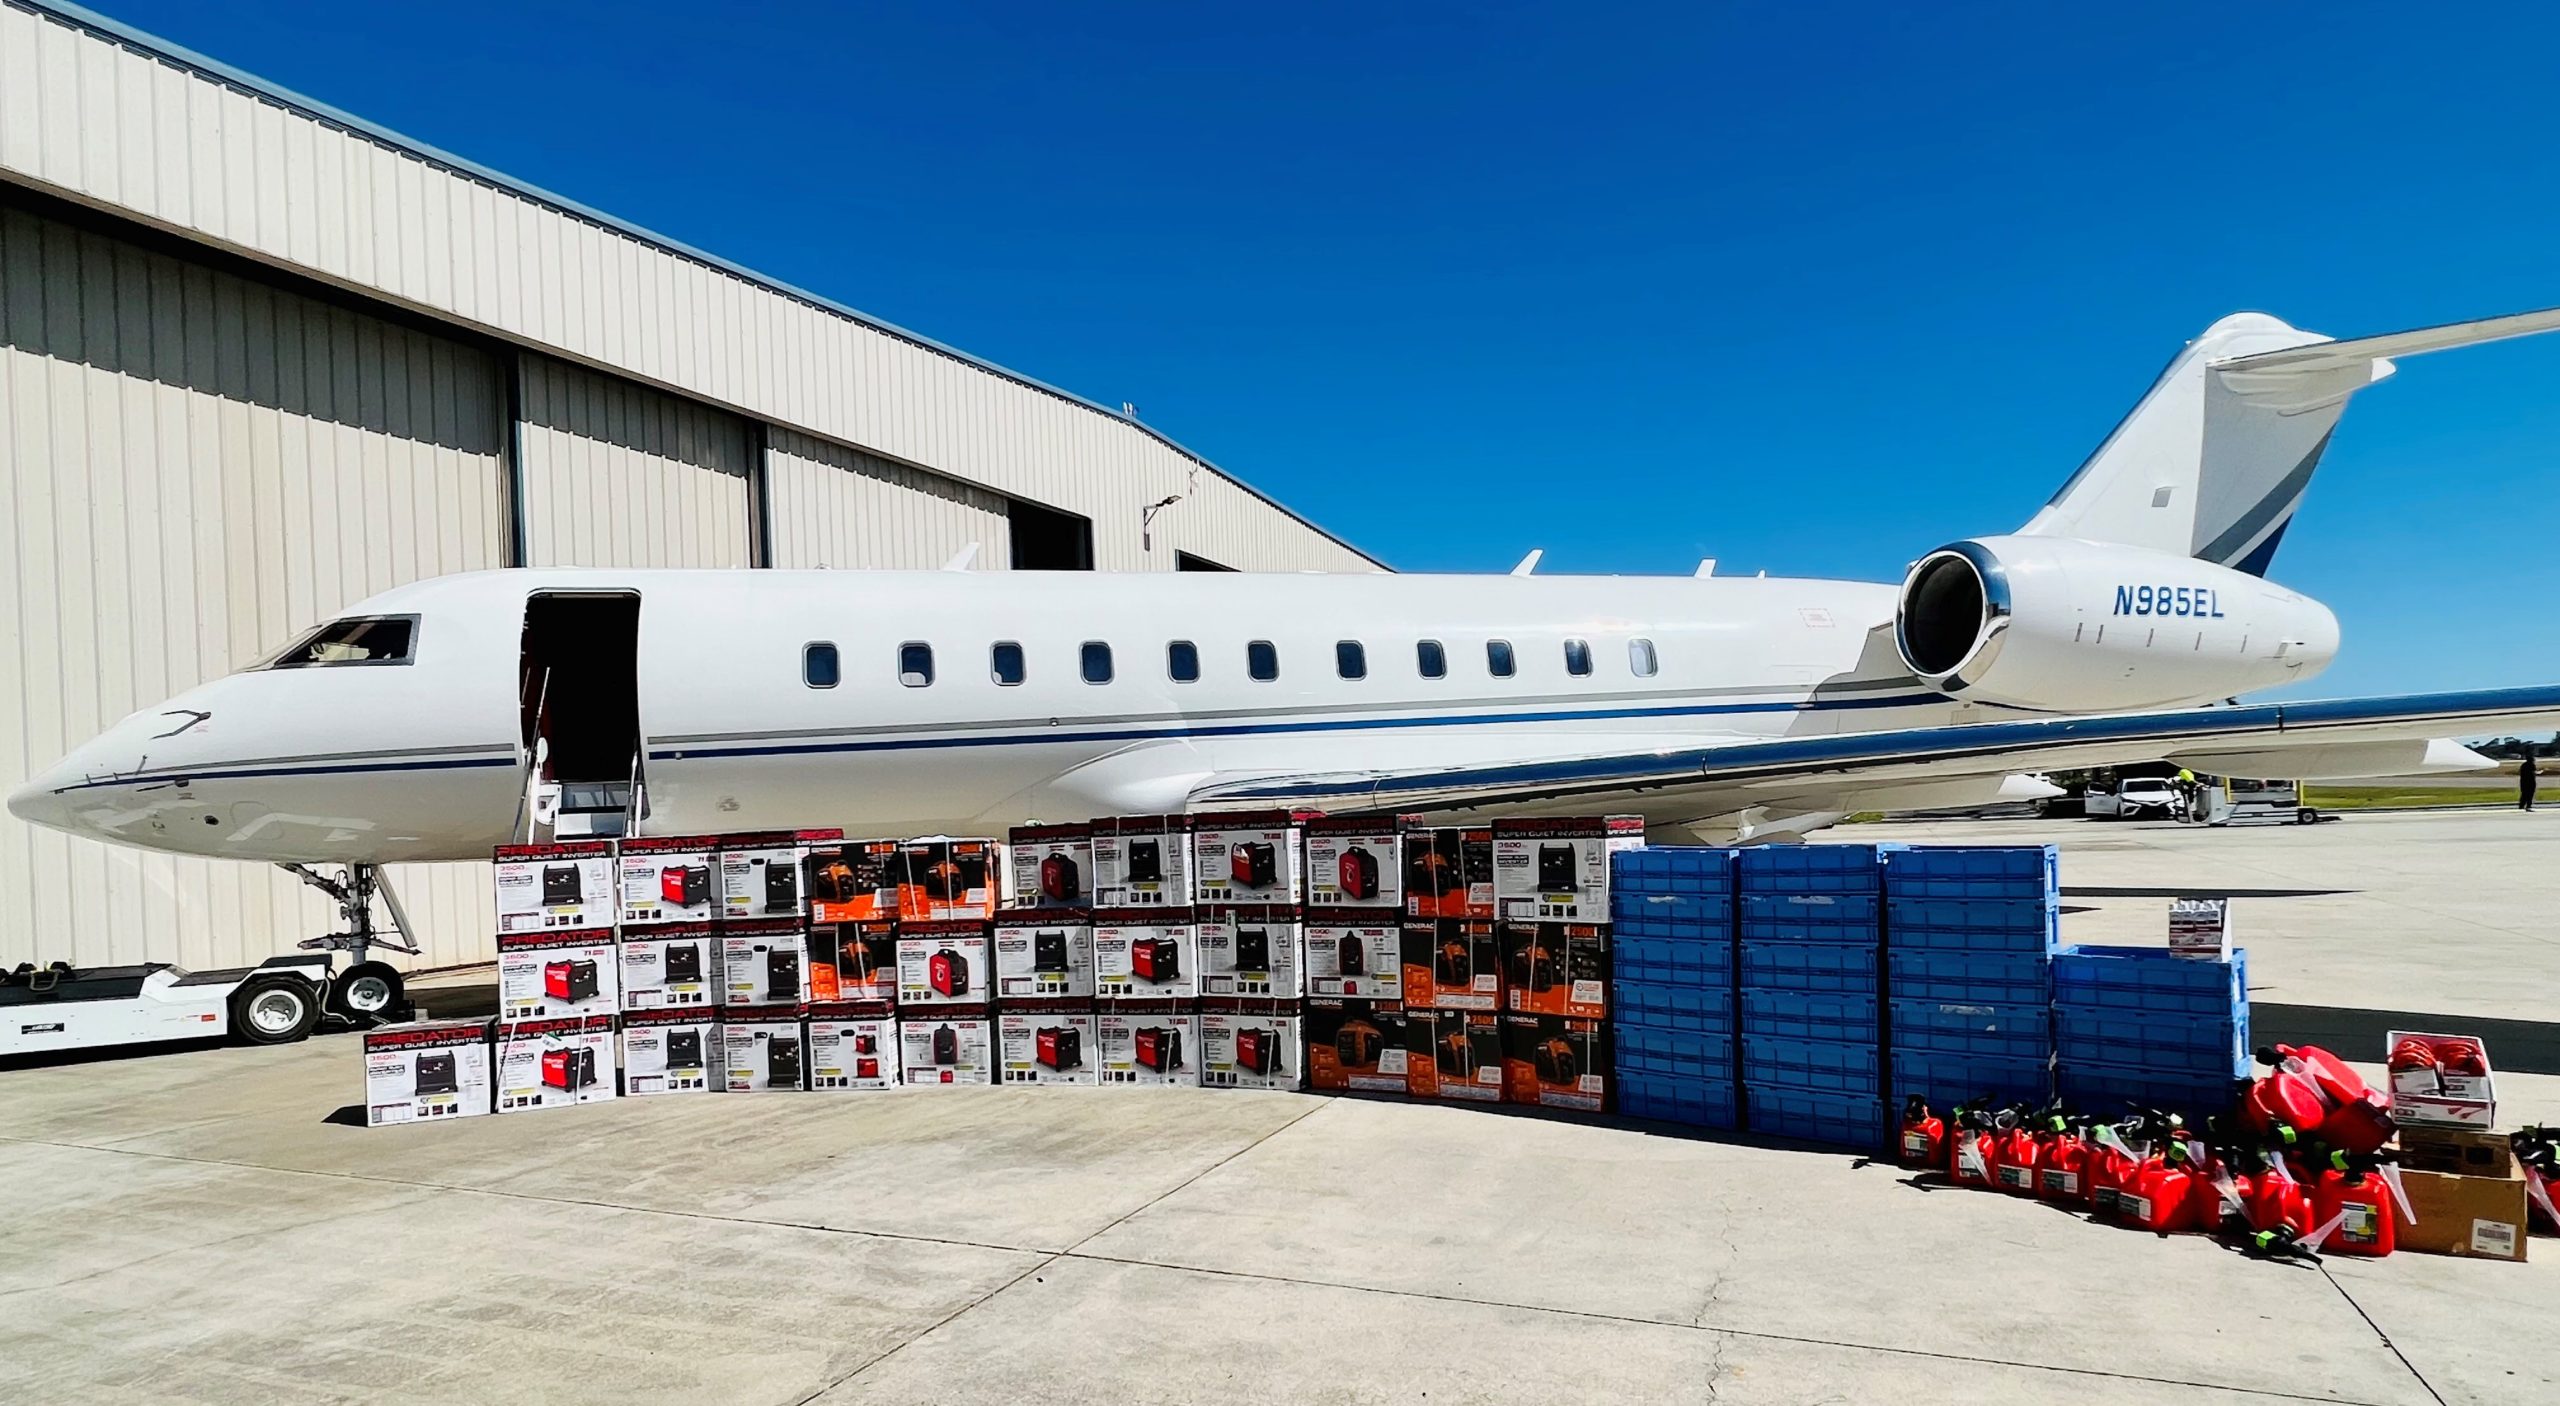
[2522,752,2540,813]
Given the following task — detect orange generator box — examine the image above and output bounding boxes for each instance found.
[1305,997,1408,1093]
[1402,917,1500,1010]
[1500,921,1610,1019]
[1501,1013,1609,1112]
[1406,1008,1504,1103]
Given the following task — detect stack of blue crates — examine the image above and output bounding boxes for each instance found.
[1882,846,2059,1115]
[1610,847,1740,1129]
[2053,945,2250,1120]
[1738,845,1895,1150]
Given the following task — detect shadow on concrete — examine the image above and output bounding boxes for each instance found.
[2063,886,2357,900]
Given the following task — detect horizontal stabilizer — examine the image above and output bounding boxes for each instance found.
[2212,305,2560,376]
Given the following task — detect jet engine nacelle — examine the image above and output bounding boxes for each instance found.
[1894,536,2339,712]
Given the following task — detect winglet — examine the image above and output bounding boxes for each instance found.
[1511,549,1542,576]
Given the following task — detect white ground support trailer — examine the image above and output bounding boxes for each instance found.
[0,954,352,1057]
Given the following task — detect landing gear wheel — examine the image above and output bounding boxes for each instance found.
[231,974,321,1045]
[328,961,406,1026]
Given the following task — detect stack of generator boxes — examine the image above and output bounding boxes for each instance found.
[2053,944,2249,1121]
[1399,822,1507,1106]
[1191,811,1308,1091]
[1608,846,1738,1130]
[1738,845,1895,1151]
[1882,846,2059,1118]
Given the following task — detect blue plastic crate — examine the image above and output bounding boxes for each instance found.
[1738,843,1901,894]
[2056,1061,2244,1122]
[1740,892,1882,944]
[1617,1072,1739,1130]
[1612,846,1738,894]
[1611,891,1737,939]
[1889,1048,2052,1109]
[1885,948,2053,1006]
[1888,998,2053,1060]
[1614,934,1732,988]
[1739,940,1880,994]
[1616,980,1735,1036]
[2054,1007,2248,1077]
[2052,945,2248,1018]
[1740,988,1879,1042]
[1741,1034,1882,1097]
[1744,1084,1887,1151]
[1883,845,2058,900]
[1883,897,2060,954]
[1617,1023,1735,1083]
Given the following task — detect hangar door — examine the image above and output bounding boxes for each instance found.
[518,355,755,567]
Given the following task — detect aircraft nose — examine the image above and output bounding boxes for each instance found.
[7,768,76,835]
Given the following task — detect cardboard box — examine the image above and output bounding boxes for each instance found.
[2386,1029,2496,1128]
[1190,810,1306,905]
[1402,918,1500,1010]
[720,829,843,924]
[896,921,992,1008]
[1402,824,1493,919]
[1501,1013,1609,1112]
[1501,921,1610,1019]
[620,1008,720,1096]
[806,1003,898,1090]
[1304,998,1408,1093]
[362,1018,492,1126]
[1492,816,1644,923]
[619,924,722,1012]
[1095,1001,1199,1088]
[810,919,899,1004]
[998,1005,1099,1086]
[1304,913,1402,1000]
[1200,1002,1303,1091]
[2396,1165,2529,1261]
[2168,897,2234,959]
[493,841,617,934]
[496,929,620,1022]
[1093,909,1199,1000]
[495,1014,618,1111]
[1406,1009,1504,1102]
[1008,822,1095,909]
[2398,1126,2515,1178]
[721,919,811,1007]
[804,839,903,923]
[993,911,1095,1000]
[898,837,1006,922]
[1197,906,1302,998]
[1305,815,1410,909]
[1092,815,1192,908]
[721,1006,807,1092]
[616,834,722,928]
[899,1011,993,1085]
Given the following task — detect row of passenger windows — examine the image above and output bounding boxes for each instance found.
[804,636,1663,689]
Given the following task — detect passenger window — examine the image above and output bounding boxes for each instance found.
[991,641,1025,686]
[1081,641,1114,684]
[1417,640,1446,679]
[265,616,417,668]
[1248,640,1279,682]
[1336,641,1367,680]
[1629,638,1659,677]
[899,642,935,688]
[1486,640,1515,678]
[804,642,840,689]
[1168,640,1200,683]
[1564,639,1592,676]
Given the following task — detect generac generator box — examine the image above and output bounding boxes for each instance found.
[1500,1013,1609,1112]
[493,840,616,934]
[1406,1009,1504,1102]
[1095,1000,1199,1088]
[496,929,620,1022]
[1190,810,1308,905]
[719,829,843,924]
[805,1002,898,1090]
[1093,815,1193,908]
[616,834,722,928]
[1501,921,1610,1019]
[998,1004,1098,1086]
[494,1014,618,1112]
[1304,998,1407,1094]
[620,924,722,1012]
[1197,905,1302,999]
[721,1005,807,1092]
[363,1018,492,1126]
[2386,1029,2498,1129]
[804,839,903,924]
[810,920,899,1004]
[1492,816,1645,922]
[993,910,1096,1000]
[1008,823,1095,909]
[1200,1001,1303,1091]
[1402,823,1494,920]
[1304,911,1402,1001]
[1402,918,1500,1010]
[898,837,1006,922]
[620,1007,719,1096]
[900,1011,994,1086]
[1305,815,1411,909]
[721,919,811,1007]
[1093,908,1199,1000]
[896,920,992,1008]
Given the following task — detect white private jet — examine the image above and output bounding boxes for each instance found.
[14,309,2560,902]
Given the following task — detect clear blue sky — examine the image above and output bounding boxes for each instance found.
[102,1,2560,699]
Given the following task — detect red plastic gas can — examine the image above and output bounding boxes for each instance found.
[2312,1169,2396,1257]
[1898,1097,1945,1171]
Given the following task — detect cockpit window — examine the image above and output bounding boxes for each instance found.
[265,616,418,668]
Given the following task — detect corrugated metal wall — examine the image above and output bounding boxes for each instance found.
[0,203,504,971]
[518,355,753,568]
[766,429,1011,570]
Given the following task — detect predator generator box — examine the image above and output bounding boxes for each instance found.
[1093,909,1199,1000]
[1095,1001,1199,1087]
[1008,822,1095,909]
[721,1005,808,1092]
[1500,922,1610,1019]
[998,1004,1099,1086]
[1304,998,1408,1094]
[496,929,621,1022]
[1092,815,1193,909]
[721,919,811,1007]
[1303,912,1402,1001]
[1197,905,1303,999]
[362,1018,493,1126]
[900,1011,994,1086]
[993,911,1095,1000]
[1492,816,1645,922]
[804,839,904,923]
[616,834,722,928]
[1500,1013,1610,1112]
[620,924,722,1011]
[805,1002,899,1090]
[1405,1009,1505,1102]
[493,840,617,934]
[1305,815,1412,909]
[1402,918,1501,1011]
[495,1015,619,1112]
[719,829,844,923]
[1189,810,1308,905]
[897,837,1006,922]
[896,920,992,1008]
[810,919,899,1004]
[1402,824,1494,920]
[620,1007,719,1096]
[1199,1001,1303,1091]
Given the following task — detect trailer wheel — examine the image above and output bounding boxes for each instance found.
[231,975,321,1045]
[328,961,406,1025]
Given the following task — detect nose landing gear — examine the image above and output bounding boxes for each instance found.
[280,862,417,1027]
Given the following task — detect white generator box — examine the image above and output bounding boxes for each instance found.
[495,929,620,1022]
[495,1015,619,1112]
[896,921,992,1008]
[362,1019,492,1126]
[721,1008,807,1092]
[1200,1006,1303,1091]
[992,912,1095,1000]
[1007,822,1094,908]
[1093,910,1198,1000]
[493,840,617,934]
[900,1014,993,1086]
[1492,816,1644,923]
[1190,810,1306,905]
[620,1009,719,1096]
[998,1006,1098,1086]
[1197,906,1302,998]
[617,834,721,927]
[1305,815,1409,909]
[1304,913,1403,1000]
[721,920,811,1007]
[719,828,841,923]
[806,1004,898,1090]
[620,925,722,1012]
[1092,815,1191,908]
[1096,1004,1199,1088]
